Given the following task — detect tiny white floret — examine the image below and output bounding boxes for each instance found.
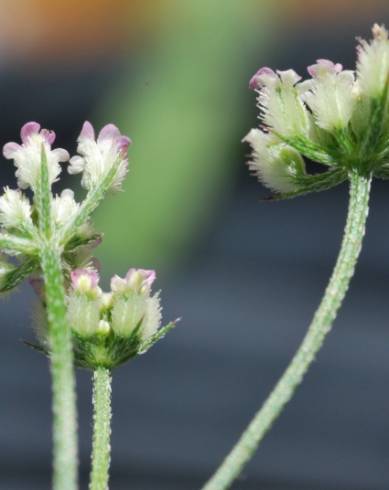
[0,187,33,230]
[68,121,131,191]
[357,24,389,97]
[52,189,80,227]
[243,129,305,193]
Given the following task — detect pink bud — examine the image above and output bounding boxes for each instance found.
[98,124,121,143]
[126,268,156,289]
[79,121,95,141]
[20,122,41,144]
[249,67,277,90]
[41,129,56,145]
[71,268,100,291]
[308,59,343,78]
[3,142,21,159]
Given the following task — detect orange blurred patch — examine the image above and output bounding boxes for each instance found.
[0,0,163,62]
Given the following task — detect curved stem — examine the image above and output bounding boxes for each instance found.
[202,172,371,490]
[89,367,112,490]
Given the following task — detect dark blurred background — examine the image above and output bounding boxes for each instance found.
[1,0,389,488]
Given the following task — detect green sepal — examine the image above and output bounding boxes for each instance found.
[373,164,389,180]
[139,320,179,354]
[63,231,103,269]
[23,340,49,356]
[360,84,389,158]
[0,258,38,292]
[268,168,347,201]
[280,135,334,166]
[72,320,144,370]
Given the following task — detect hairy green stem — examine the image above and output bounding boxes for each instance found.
[40,244,78,490]
[202,172,371,490]
[36,149,78,490]
[89,367,112,490]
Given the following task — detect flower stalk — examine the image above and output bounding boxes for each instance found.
[202,171,371,490]
[41,244,78,490]
[89,367,112,490]
[36,147,78,490]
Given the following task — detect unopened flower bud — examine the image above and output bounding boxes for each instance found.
[0,187,33,231]
[97,319,111,335]
[111,293,147,337]
[110,268,161,339]
[52,189,79,228]
[67,294,101,337]
[243,129,305,194]
[357,24,389,98]
[111,268,156,295]
[70,268,101,298]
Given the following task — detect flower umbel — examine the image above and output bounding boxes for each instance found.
[64,267,174,369]
[245,23,389,197]
[0,121,173,367]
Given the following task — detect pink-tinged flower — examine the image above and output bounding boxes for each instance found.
[357,24,389,97]
[307,59,343,78]
[2,122,69,190]
[250,67,309,138]
[301,59,356,131]
[71,268,100,295]
[110,269,161,339]
[68,121,132,191]
[111,268,156,295]
[249,67,277,90]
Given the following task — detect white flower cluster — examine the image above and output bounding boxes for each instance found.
[0,121,131,237]
[245,24,389,195]
[68,268,162,341]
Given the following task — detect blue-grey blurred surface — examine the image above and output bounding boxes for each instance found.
[1,2,389,490]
